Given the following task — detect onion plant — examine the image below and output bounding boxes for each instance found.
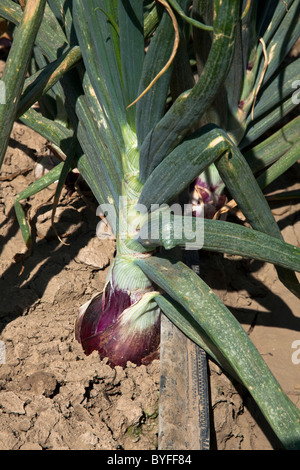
[0,0,300,449]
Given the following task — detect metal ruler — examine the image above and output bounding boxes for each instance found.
[186,338,210,450]
[158,316,210,450]
[158,250,210,450]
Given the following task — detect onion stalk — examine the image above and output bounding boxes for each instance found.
[75,129,161,368]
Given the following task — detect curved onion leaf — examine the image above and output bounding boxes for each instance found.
[135,256,300,450]
[138,125,228,209]
[216,147,300,299]
[18,46,82,118]
[216,144,282,237]
[155,293,238,380]
[19,108,73,153]
[135,215,300,273]
[0,0,21,24]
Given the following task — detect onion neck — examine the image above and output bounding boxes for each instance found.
[108,128,154,294]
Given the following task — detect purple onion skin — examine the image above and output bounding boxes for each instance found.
[75,282,160,368]
[190,177,226,219]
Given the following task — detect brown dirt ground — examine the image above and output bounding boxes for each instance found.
[0,62,300,451]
